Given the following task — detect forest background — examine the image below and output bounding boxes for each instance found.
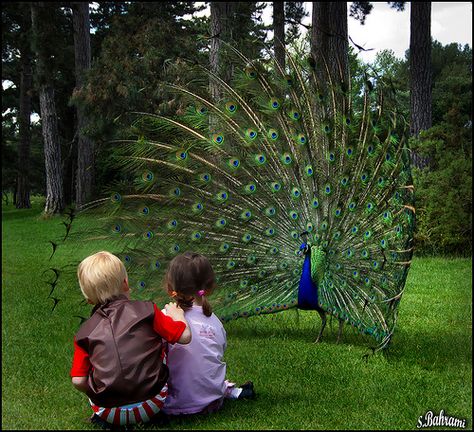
[2,1,472,255]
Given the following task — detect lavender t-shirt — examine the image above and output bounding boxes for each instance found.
[162,305,228,415]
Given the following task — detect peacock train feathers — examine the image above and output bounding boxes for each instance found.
[62,43,415,351]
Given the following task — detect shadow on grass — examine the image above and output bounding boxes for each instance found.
[1,206,45,221]
[385,327,472,371]
[225,312,382,351]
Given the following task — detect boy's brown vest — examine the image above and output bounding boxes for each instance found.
[75,295,168,407]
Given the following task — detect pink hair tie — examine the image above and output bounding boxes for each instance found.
[197,289,205,297]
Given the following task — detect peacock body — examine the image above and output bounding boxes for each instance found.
[74,43,415,351]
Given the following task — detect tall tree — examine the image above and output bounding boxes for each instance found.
[209,2,236,100]
[16,34,33,208]
[31,2,65,214]
[311,2,349,90]
[71,2,94,208]
[410,2,432,137]
[209,2,266,101]
[273,2,285,71]
[2,3,34,208]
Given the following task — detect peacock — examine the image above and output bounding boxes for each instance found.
[54,42,415,352]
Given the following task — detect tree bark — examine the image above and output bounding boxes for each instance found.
[209,2,235,102]
[16,37,33,208]
[311,2,349,89]
[410,2,432,137]
[31,3,65,214]
[72,2,94,208]
[273,2,285,72]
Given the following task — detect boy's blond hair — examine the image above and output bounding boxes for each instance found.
[77,251,128,305]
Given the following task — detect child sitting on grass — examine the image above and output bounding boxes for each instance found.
[70,251,191,429]
[162,251,255,417]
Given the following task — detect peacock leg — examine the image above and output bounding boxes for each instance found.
[336,319,344,343]
[314,309,327,343]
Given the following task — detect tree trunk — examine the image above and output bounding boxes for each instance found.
[39,86,65,214]
[273,2,285,72]
[16,43,32,208]
[311,2,349,89]
[31,3,65,215]
[72,2,94,208]
[410,2,432,137]
[209,2,235,102]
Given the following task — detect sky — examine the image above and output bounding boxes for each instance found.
[194,2,472,64]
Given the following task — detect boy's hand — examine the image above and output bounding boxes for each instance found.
[165,302,185,321]
[164,302,192,344]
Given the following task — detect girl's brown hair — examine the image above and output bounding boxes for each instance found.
[164,251,215,317]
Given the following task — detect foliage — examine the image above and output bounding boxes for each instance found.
[367,43,472,255]
[410,43,472,255]
[72,2,211,191]
[284,2,309,44]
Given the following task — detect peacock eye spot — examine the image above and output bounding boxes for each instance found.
[272,102,279,108]
[347,149,352,155]
[271,133,277,139]
[259,156,265,162]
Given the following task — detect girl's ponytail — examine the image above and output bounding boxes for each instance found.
[175,293,193,312]
[201,294,212,317]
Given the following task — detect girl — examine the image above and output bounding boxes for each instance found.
[162,251,255,416]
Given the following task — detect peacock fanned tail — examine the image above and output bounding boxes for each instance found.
[74,42,415,350]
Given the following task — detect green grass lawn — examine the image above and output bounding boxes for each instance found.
[2,197,472,430]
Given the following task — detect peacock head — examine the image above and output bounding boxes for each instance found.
[299,231,311,255]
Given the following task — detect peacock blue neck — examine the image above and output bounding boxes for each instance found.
[297,244,320,310]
